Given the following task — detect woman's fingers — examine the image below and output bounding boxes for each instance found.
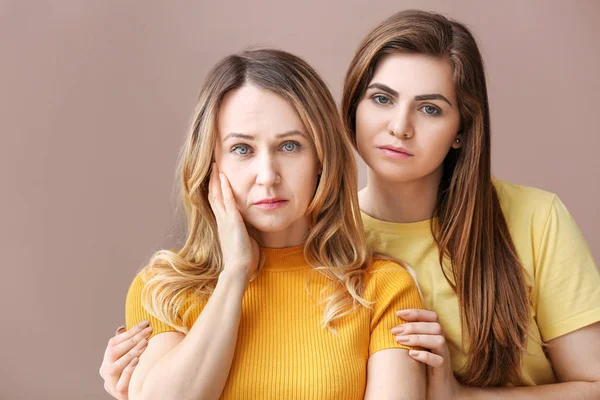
[408,350,445,368]
[208,163,225,216]
[219,173,241,217]
[101,325,147,399]
[109,338,148,378]
[395,333,448,354]
[391,321,443,336]
[393,310,451,370]
[396,308,439,322]
[114,357,140,400]
[107,321,150,351]
[109,326,152,361]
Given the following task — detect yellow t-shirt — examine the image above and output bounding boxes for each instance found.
[126,245,423,399]
[362,179,600,386]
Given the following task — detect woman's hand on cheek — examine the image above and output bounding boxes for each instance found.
[208,163,259,281]
[392,309,465,400]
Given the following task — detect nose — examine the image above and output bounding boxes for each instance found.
[388,107,414,139]
[255,153,281,187]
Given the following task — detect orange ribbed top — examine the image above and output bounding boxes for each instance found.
[125,246,423,399]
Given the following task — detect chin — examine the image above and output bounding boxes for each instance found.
[370,163,422,183]
[246,217,293,234]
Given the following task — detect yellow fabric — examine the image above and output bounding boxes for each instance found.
[126,245,423,399]
[362,179,600,386]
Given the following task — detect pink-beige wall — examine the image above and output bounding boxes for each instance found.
[1,1,598,398]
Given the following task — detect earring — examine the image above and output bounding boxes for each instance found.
[455,138,461,143]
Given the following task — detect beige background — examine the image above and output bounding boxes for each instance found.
[1,0,598,398]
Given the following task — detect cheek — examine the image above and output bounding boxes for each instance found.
[355,102,385,154]
[416,124,458,165]
[355,104,372,154]
[288,159,319,205]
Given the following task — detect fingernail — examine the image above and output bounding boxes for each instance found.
[396,335,409,343]
[396,310,410,317]
[391,326,404,335]
[139,320,150,328]
[409,350,419,357]
[116,326,126,333]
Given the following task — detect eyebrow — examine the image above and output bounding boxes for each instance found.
[414,94,453,106]
[222,130,306,142]
[367,83,398,97]
[367,83,453,106]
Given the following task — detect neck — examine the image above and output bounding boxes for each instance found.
[359,166,442,223]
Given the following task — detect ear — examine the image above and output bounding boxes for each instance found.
[451,133,464,149]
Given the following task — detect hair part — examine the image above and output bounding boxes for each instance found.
[342,10,530,386]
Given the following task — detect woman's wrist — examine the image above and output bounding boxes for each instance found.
[218,267,251,289]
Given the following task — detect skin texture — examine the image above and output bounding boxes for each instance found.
[357,53,461,224]
[356,53,462,186]
[213,84,320,248]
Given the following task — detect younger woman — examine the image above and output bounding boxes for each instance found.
[344,9,600,398]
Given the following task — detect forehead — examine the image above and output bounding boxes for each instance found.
[217,84,306,138]
[370,53,456,97]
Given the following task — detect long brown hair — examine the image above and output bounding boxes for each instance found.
[142,49,373,333]
[342,10,530,386]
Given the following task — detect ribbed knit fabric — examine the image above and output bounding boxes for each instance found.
[126,245,423,399]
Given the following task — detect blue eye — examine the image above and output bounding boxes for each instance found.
[373,95,391,105]
[231,144,252,156]
[281,141,301,152]
[420,105,441,116]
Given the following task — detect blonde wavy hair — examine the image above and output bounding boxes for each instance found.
[140,49,372,332]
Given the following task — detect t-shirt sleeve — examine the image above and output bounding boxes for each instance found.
[367,260,425,356]
[125,271,179,339]
[533,196,600,341]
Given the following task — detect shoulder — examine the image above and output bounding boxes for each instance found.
[364,258,421,300]
[493,178,563,235]
[125,267,156,324]
[124,267,202,336]
[364,258,424,331]
[493,178,557,216]
[126,269,150,300]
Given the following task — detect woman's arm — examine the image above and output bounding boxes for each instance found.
[365,261,427,399]
[128,270,248,400]
[128,167,259,400]
[394,310,600,400]
[364,348,426,400]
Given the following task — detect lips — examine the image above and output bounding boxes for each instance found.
[253,198,288,210]
[378,145,413,156]
[377,145,414,159]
